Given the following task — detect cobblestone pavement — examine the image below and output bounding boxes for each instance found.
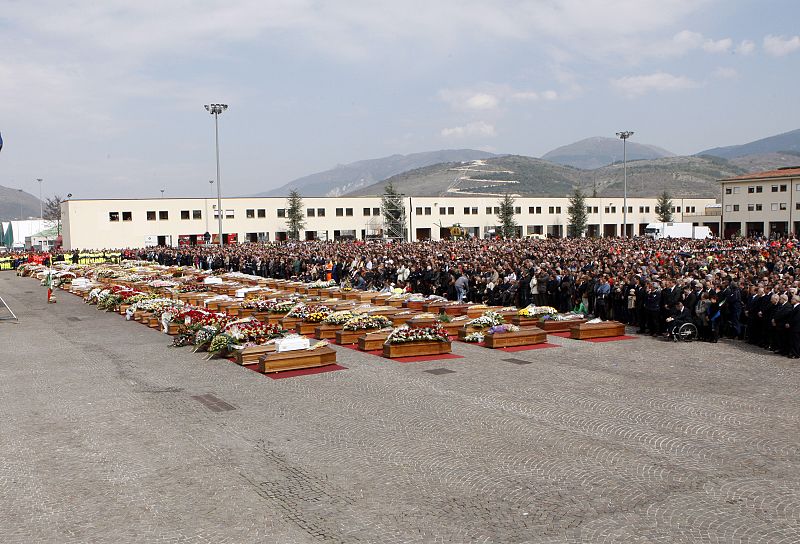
[1,273,799,543]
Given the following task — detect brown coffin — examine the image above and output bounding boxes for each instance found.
[422,301,446,312]
[390,312,419,326]
[443,304,469,316]
[336,327,381,345]
[233,344,276,365]
[296,321,320,335]
[484,327,547,348]
[538,318,588,332]
[406,317,436,328]
[382,340,452,358]
[570,321,626,339]
[385,298,405,308]
[358,331,391,351]
[314,323,342,339]
[403,300,425,311]
[438,321,466,335]
[279,317,302,331]
[465,306,490,318]
[457,326,487,340]
[147,315,161,329]
[512,316,540,327]
[258,346,337,373]
[166,322,183,335]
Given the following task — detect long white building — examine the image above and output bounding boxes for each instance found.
[60,195,718,250]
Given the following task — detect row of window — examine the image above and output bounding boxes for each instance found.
[725,203,792,212]
[726,183,800,195]
[110,203,700,223]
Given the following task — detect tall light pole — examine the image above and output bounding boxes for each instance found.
[206,180,214,234]
[36,178,43,223]
[616,131,633,237]
[160,189,165,198]
[204,103,228,244]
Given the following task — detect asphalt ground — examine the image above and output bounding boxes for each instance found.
[1,272,799,543]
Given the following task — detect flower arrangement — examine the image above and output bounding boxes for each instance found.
[466,311,505,329]
[386,324,449,344]
[267,300,298,314]
[517,305,557,318]
[342,315,392,331]
[549,312,585,321]
[285,303,308,318]
[487,324,520,334]
[304,309,332,323]
[322,311,355,325]
[222,320,286,345]
[463,331,485,343]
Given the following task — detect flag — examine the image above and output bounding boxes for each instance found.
[0,131,3,152]
[3,222,12,248]
[46,270,53,302]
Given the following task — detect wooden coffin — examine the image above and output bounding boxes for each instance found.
[236,307,256,318]
[406,317,436,328]
[538,318,588,332]
[147,315,161,329]
[443,304,469,316]
[382,340,452,358]
[279,317,302,331]
[336,327,381,345]
[390,312,419,326]
[358,331,391,351]
[457,326,487,340]
[314,323,342,339]
[438,321,466,336]
[403,300,425,311]
[512,315,540,327]
[296,321,320,335]
[370,294,391,305]
[119,304,131,315]
[266,313,289,326]
[421,301,447,312]
[570,321,626,340]
[385,298,406,308]
[485,327,547,348]
[465,306,490,318]
[258,346,337,373]
[233,344,276,365]
[166,322,183,335]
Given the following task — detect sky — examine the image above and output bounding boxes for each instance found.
[1,0,799,200]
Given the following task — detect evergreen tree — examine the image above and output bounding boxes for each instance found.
[285,189,305,240]
[656,190,674,222]
[381,181,405,240]
[497,193,518,238]
[567,188,588,237]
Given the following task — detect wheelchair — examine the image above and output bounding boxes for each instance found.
[668,321,698,342]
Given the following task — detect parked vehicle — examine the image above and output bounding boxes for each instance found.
[644,222,712,239]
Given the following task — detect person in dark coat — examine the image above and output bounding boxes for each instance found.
[787,295,800,359]
[644,282,662,335]
[771,294,792,355]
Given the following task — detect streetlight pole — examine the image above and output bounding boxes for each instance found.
[204,103,228,245]
[36,178,43,223]
[160,189,165,198]
[616,131,634,237]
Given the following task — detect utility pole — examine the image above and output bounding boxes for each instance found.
[616,131,634,237]
[204,103,228,244]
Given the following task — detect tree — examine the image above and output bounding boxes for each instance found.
[381,181,405,240]
[43,195,65,235]
[285,189,305,240]
[497,193,518,238]
[567,188,588,237]
[656,190,674,222]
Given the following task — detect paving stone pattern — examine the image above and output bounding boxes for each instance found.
[1,273,799,543]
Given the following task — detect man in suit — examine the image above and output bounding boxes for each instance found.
[787,295,800,359]
[771,294,792,355]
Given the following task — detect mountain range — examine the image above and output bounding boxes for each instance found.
[257,128,800,199]
[253,149,497,197]
[0,186,42,221]
[541,136,674,169]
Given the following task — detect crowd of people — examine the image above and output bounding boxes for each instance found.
[8,236,800,359]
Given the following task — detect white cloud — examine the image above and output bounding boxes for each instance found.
[611,72,698,97]
[736,39,756,55]
[465,93,500,110]
[763,34,800,56]
[702,37,732,53]
[440,121,496,138]
[511,91,540,101]
[712,67,738,79]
